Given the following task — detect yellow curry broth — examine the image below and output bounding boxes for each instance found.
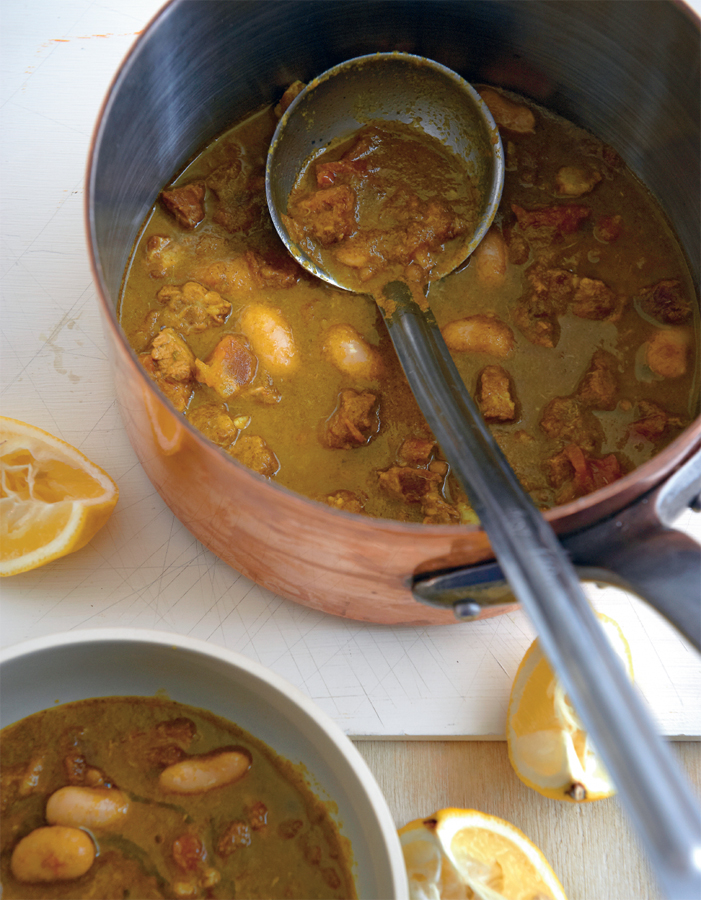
[119,88,699,524]
[0,697,356,900]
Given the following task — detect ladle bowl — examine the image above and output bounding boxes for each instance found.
[266,52,504,289]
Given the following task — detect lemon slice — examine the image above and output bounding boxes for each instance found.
[399,807,567,900]
[507,613,633,802]
[0,417,119,576]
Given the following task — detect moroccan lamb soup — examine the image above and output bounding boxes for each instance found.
[0,697,356,899]
[119,83,699,525]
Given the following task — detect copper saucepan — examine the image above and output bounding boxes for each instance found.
[86,0,701,638]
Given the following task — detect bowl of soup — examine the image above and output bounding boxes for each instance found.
[87,0,700,625]
[0,629,408,899]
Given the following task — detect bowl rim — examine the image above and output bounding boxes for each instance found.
[0,626,410,900]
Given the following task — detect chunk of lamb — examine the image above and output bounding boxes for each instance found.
[145,234,187,277]
[285,184,357,246]
[377,466,458,524]
[441,314,514,358]
[421,491,461,525]
[645,328,691,379]
[322,390,379,449]
[199,249,300,296]
[160,182,206,229]
[140,355,193,412]
[397,436,436,466]
[140,328,196,412]
[187,403,239,449]
[314,128,376,186]
[150,328,197,382]
[228,435,279,478]
[210,171,266,235]
[546,443,623,502]
[511,203,590,246]
[156,282,232,334]
[195,334,257,399]
[316,156,368,187]
[571,277,622,321]
[576,349,619,411]
[377,466,443,504]
[244,249,301,289]
[503,224,530,266]
[540,397,603,452]
[513,267,573,349]
[629,400,684,443]
[397,197,468,266]
[637,279,691,325]
[172,834,206,872]
[477,365,518,422]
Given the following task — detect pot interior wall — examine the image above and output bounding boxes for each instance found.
[90,0,700,313]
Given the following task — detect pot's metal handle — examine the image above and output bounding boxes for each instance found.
[567,450,701,649]
[413,448,701,651]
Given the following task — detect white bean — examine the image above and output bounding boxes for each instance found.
[238,304,298,375]
[322,324,382,380]
[46,786,130,830]
[441,314,515,358]
[159,750,251,794]
[10,825,95,883]
[473,227,507,285]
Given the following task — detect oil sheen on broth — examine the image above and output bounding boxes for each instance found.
[0,697,356,899]
[119,82,699,526]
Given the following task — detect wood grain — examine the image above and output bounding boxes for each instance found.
[354,740,701,900]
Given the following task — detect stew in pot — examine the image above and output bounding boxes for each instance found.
[119,83,699,525]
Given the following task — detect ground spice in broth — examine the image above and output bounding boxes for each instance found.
[0,697,356,899]
[119,83,699,526]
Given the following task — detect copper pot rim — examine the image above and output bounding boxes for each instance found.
[85,0,701,545]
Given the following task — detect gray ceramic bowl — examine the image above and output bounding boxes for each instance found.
[0,628,408,900]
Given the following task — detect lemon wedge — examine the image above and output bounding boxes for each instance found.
[507,612,633,802]
[0,417,118,576]
[399,807,567,900]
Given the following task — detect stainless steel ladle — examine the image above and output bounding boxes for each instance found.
[266,53,701,899]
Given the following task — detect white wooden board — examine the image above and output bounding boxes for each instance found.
[2,0,700,739]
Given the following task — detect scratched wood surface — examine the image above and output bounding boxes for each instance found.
[355,739,701,900]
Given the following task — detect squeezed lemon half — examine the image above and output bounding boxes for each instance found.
[0,417,119,576]
[399,807,568,900]
[507,612,633,802]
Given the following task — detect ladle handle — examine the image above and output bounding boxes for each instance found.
[383,281,701,900]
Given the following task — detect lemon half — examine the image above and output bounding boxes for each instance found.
[0,417,119,576]
[507,613,633,802]
[400,807,567,900]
